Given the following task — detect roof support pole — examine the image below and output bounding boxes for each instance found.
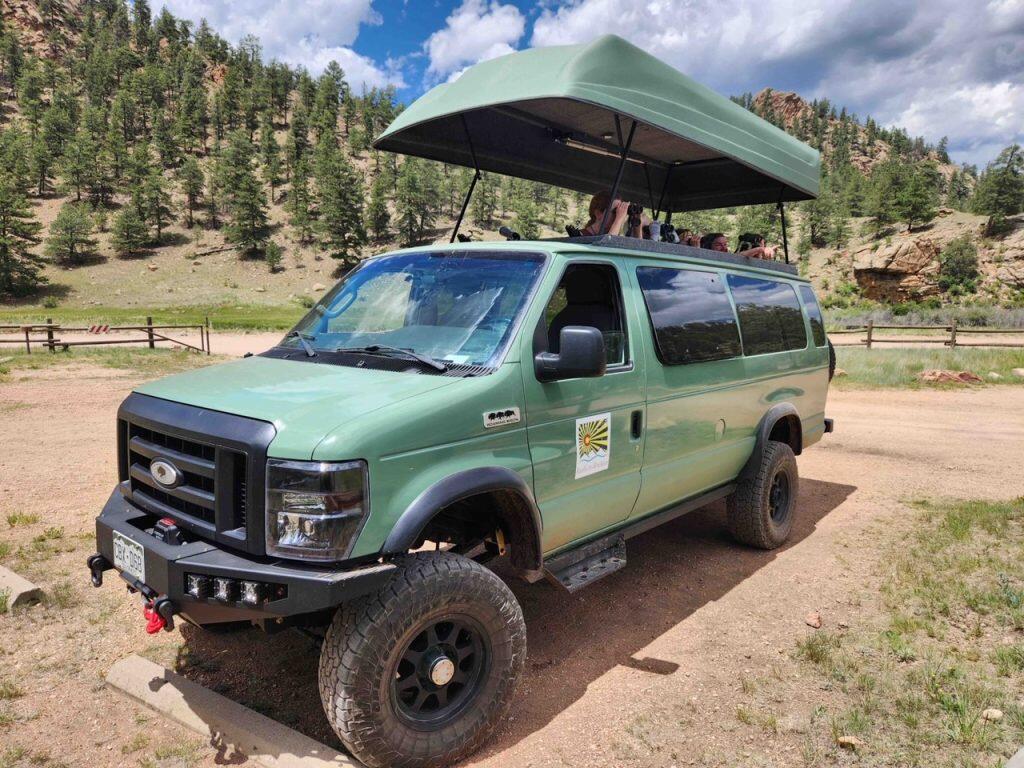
[654,164,674,220]
[777,199,790,264]
[450,115,481,243]
[598,115,637,235]
[450,170,480,243]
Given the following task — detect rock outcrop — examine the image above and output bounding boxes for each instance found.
[852,238,942,301]
[0,0,81,59]
[849,214,1024,300]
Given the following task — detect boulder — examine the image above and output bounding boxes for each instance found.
[918,370,983,384]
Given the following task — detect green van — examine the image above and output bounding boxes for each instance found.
[89,35,832,768]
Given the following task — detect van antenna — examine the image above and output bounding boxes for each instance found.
[450,115,481,243]
[598,115,638,235]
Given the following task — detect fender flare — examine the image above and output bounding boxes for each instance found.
[738,403,802,483]
[381,466,544,571]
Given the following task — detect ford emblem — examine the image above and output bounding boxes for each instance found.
[150,458,183,489]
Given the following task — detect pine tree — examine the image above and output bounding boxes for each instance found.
[367,173,390,241]
[176,157,204,228]
[864,161,900,236]
[395,158,436,245]
[285,102,310,178]
[259,112,283,202]
[29,137,53,197]
[0,176,45,295]
[111,194,149,257]
[16,62,46,138]
[971,144,1023,222]
[142,169,172,243]
[218,129,267,253]
[896,163,939,231]
[59,130,97,202]
[45,202,97,265]
[314,139,365,264]
[289,155,315,243]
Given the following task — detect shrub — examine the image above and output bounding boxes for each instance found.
[938,235,979,294]
[265,241,283,273]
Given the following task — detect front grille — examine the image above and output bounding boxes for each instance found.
[117,393,276,555]
[124,421,249,537]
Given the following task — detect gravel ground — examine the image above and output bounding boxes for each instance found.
[1,335,1021,767]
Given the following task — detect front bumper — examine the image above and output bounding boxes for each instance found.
[92,487,396,626]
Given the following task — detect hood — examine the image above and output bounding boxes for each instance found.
[133,356,460,458]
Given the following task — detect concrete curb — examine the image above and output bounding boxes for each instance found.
[1007,746,1024,767]
[0,565,44,610]
[106,654,358,768]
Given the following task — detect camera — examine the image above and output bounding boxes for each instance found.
[661,224,679,243]
[626,202,643,232]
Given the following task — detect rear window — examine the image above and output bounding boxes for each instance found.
[726,275,807,355]
[799,285,827,347]
[636,267,742,365]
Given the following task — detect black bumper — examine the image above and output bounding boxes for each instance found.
[93,487,396,626]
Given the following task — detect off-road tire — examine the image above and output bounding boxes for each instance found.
[827,339,836,381]
[727,440,798,549]
[318,552,526,768]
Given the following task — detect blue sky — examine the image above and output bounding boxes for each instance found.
[154,0,1024,168]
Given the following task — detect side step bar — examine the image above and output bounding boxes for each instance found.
[544,534,626,593]
[543,484,735,593]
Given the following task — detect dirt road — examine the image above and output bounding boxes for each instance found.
[1,339,1022,766]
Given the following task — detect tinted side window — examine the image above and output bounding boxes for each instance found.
[799,285,827,347]
[636,267,742,365]
[726,275,807,355]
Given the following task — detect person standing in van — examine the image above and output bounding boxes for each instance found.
[582,191,641,237]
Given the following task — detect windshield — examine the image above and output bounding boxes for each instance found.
[280,251,546,369]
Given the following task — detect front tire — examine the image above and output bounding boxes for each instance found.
[318,552,526,768]
[727,440,798,549]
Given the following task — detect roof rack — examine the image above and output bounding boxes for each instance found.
[547,235,799,276]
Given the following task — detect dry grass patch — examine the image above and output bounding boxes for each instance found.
[793,497,1024,766]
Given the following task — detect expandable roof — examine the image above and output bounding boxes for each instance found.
[374,35,820,212]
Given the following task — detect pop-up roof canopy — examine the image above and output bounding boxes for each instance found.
[374,35,819,214]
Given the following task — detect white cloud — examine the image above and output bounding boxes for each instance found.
[530,0,1024,167]
[154,0,404,90]
[425,0,526,79]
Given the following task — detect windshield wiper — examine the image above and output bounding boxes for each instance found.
[335,344,448,373]
[286,331,317,358]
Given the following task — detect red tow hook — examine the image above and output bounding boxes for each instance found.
[143,597,176,634]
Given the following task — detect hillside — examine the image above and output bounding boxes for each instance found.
[0,1,1021,321]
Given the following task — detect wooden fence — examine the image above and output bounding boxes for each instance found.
[0,317,211,355]
[828,320,1024,349]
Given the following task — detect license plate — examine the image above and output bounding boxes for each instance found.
[113,531,146,585]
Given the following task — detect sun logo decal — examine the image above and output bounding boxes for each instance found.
[575,413,611,478]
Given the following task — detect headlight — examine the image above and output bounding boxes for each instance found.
[265,459,368,561]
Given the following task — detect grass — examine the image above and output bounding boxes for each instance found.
[832,346,1024,388]
[826,303,1024,330]
[46,581,74,610]
[0,347,222,383]
[0,303,305,331]
[794,496,1024,764]
[0,680,23,700]
[0,590,8,613]
[6,513,39,528]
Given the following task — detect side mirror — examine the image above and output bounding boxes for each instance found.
[534,326,607,382]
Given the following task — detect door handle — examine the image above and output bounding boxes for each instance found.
[630,410,643,440]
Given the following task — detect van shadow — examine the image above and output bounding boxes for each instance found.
[173,477,855,759]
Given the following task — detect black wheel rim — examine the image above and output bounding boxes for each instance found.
[391,615,489,730]
[768,470,791,523]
